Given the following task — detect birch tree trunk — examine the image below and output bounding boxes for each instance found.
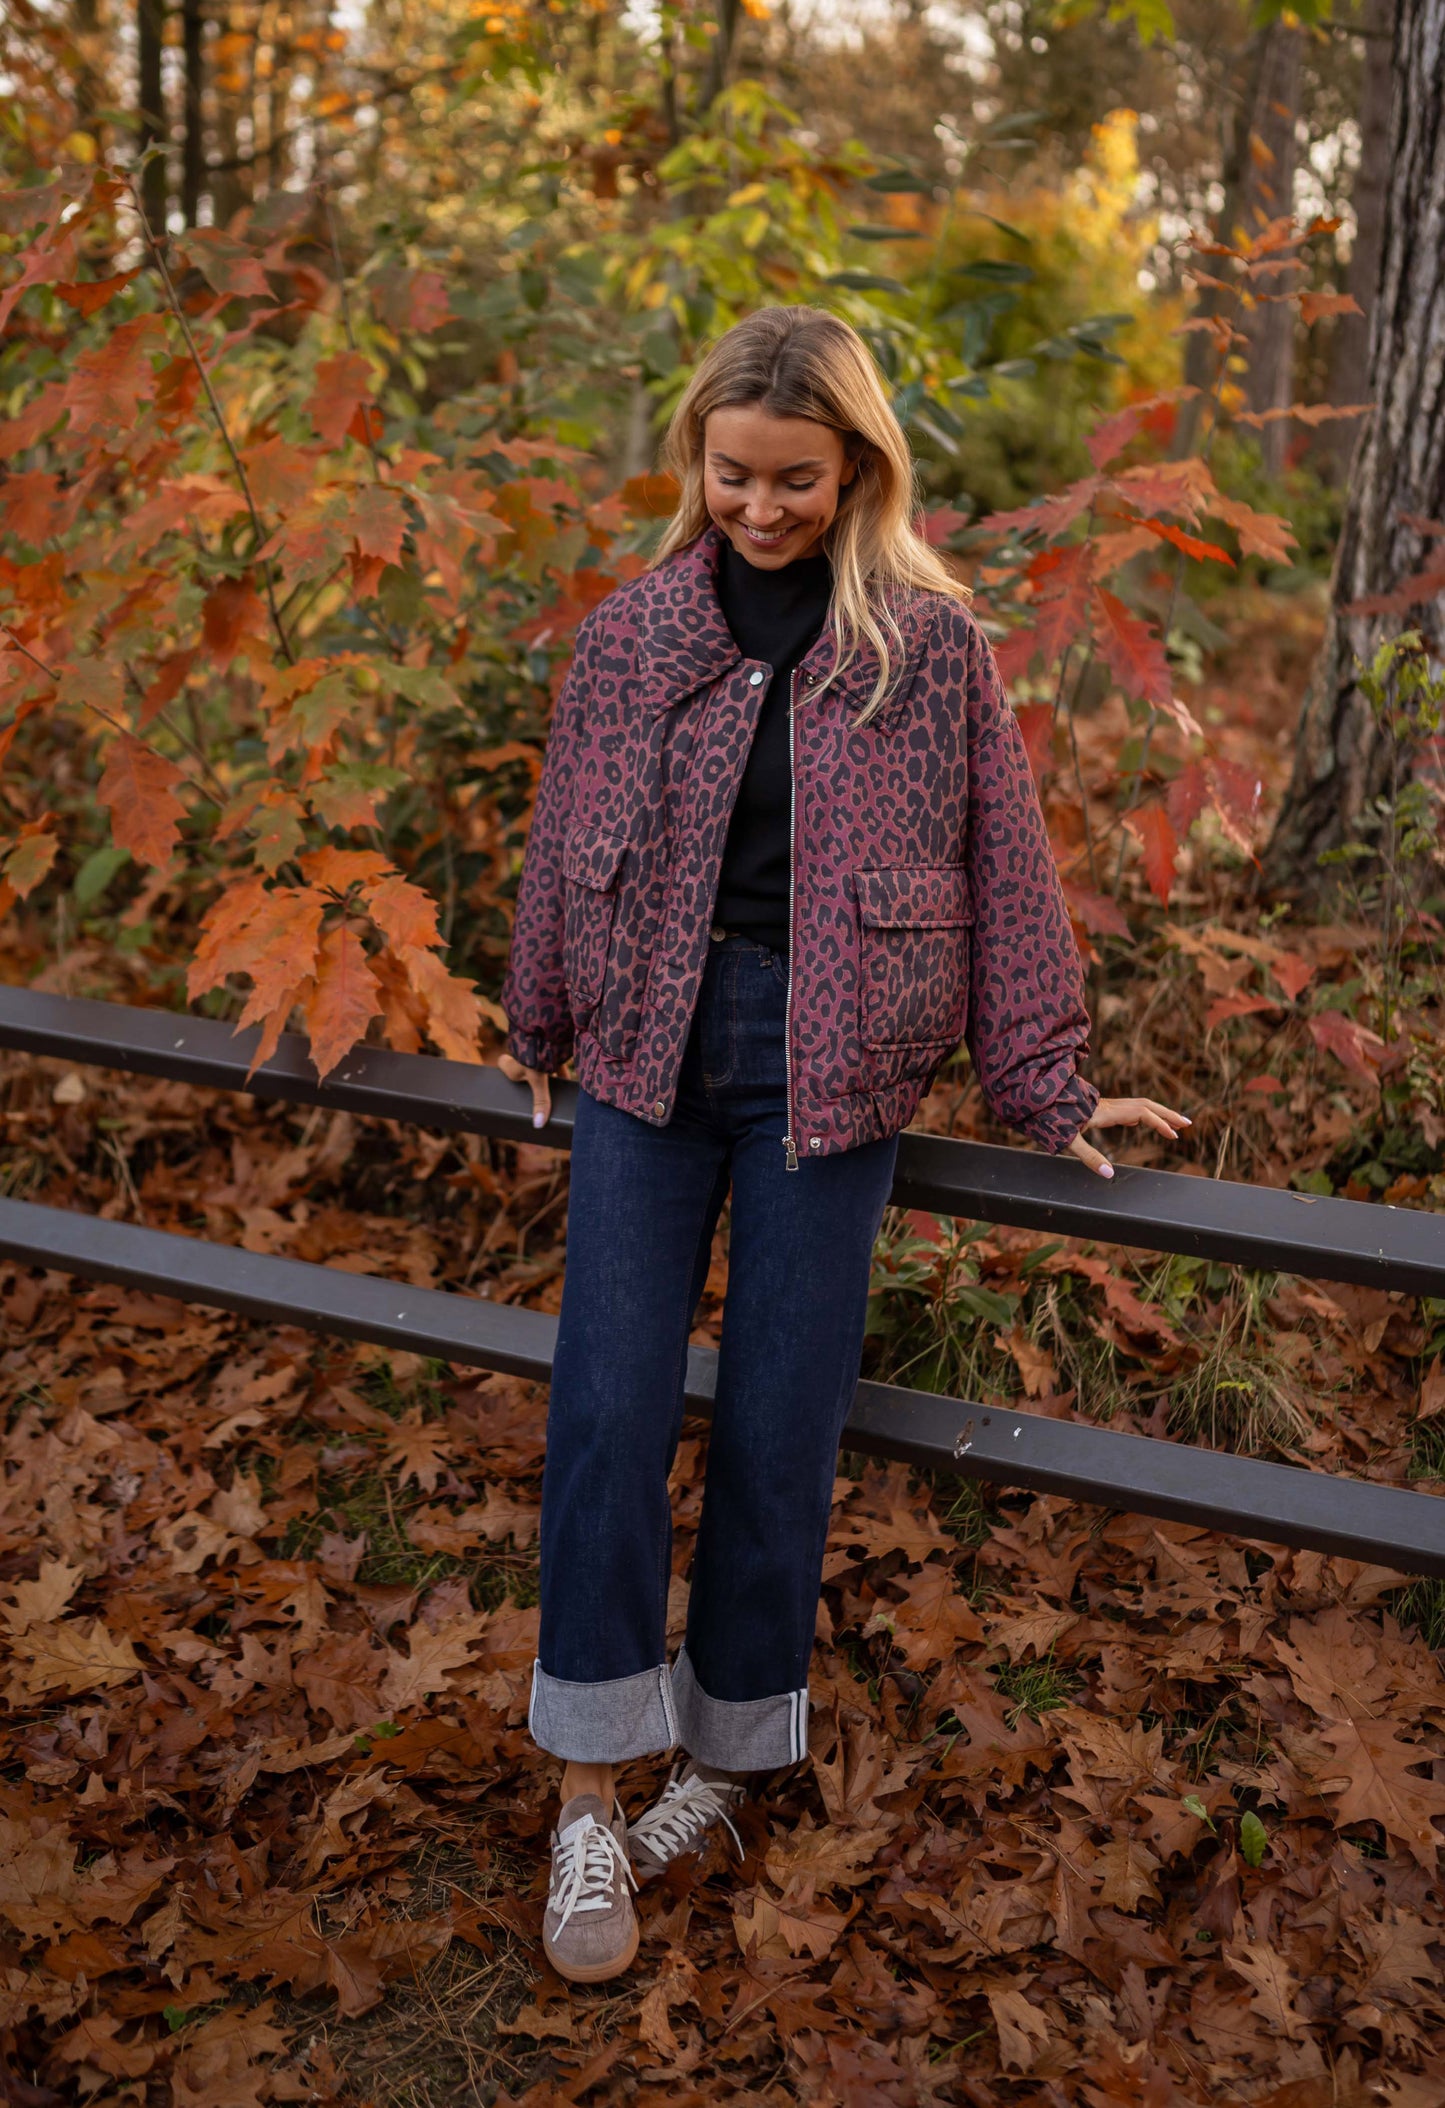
[1263,0,1445,889]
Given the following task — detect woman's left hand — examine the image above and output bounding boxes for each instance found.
[1065,1097,1191,1180]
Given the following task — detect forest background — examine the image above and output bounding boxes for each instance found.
[1,0,1445,2103]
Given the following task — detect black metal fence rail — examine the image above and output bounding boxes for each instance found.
[3,1196,1440,1577]
[4,985,1445,1295]
[1,986,1442,1579]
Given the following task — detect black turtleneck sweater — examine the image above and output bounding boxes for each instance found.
[712,540,833,954]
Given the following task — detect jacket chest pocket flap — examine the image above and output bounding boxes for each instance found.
[562,820,629,1018]
[855,864,973,1048]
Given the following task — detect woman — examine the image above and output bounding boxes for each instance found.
[498,306,1187,1983]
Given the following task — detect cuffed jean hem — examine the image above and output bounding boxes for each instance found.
[670,1646,809,1772]
[528,1658,679,1764]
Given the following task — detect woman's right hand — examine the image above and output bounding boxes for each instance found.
[497,1052,552,1130]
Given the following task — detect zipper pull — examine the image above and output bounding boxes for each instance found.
[783,1134,799,1172]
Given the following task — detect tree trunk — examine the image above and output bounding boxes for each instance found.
[1263,0,1445,891]
[1236,21,1303,477]
[1319,0,1395,480]
[1178,28,1266,455]
[702,0,743,110]
[181,0,205,227]
[210,8,254,230]
[72,0,106,156]
[138,0,168,233]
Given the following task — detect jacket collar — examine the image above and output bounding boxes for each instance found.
[636,524,930,719]
[636,527,741,705]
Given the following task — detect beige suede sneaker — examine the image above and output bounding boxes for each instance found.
[541,1793,639,1983]
[629,1759,746,1881]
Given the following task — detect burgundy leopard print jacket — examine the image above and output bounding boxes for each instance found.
[500,526,1099,1161]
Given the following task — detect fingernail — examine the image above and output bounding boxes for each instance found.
[533,1110,546,1129]
[1180,1117,1192,1126]
[1098,1161,1114,1179]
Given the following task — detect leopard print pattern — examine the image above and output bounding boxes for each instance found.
[500,526,1098,1160]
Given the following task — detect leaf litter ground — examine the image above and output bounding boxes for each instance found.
[3,629,1445,2105]
[2,1039,1442,2107]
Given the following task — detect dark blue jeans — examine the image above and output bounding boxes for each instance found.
[529,932,900,1770]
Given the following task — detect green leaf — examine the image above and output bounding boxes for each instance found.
[989,358,1038,381]
[849,224,928,242]
[74,844,130,909]
[864,168,933,194]
[1239,1809,1269,1867]
[1106,0,1176,45]
[956,209,1033,245]
[956,1285,1018,1326]
[377,664,463,712]
[954,260,1035,285]
[1181,1793,1216,1831]
[826,271,909,296]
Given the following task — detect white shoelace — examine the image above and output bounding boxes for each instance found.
[631,1769,744,1864]
[548,1812,636,1933]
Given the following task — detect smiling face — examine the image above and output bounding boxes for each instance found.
[703,403,857,570]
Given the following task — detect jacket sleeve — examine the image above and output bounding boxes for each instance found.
[961,613,1099,1153]
[498,640,590,1075]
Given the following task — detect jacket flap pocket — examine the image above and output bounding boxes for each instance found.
[563,822,629,891]
[855,865,972,930]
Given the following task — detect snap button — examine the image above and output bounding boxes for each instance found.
[748,669,765,686]
[710,924,726,940]
[809,1136,821,1150]
[654,1099,666,1115]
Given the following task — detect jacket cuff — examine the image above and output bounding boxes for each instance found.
[1021,1073,1100,1155]
[505,1024,573,1075]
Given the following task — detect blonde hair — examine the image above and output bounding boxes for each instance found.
[655,306,968,724]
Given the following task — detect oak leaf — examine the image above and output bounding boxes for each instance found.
[226,885,327,1044]
[308,350,374,447]
[203,576,268,667]
[1093,589,1172,709]
[1092,1836,1162,1912]
[999,1324,1056,1398]
[11,1617,142,1696]
[97,732,186,869]
[382,1410,453,1492]
[1123,802,1178,905]
[1,821,57,902]
[763,1819,892,1891]
[401,943,484,1063]
[1206,491,1298,565]
[379,1611,487,1711]
[1309,1011,1386,1084]
[364,871,442,952]
[53,268,140,317]
[732,1884,849,1963]
[301,923,382,1080]
[988,1986,1051,2074]
[302,1769,399,1876]
[350,483,411,568]
[61,313,166,433]
[2,1559,84,1635]
[294,1632,386,1732]
[1029,542,1093,667]
[877,1562,984,1670]
[1224,1940,1310,2041]
[54,2012,156,2078]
